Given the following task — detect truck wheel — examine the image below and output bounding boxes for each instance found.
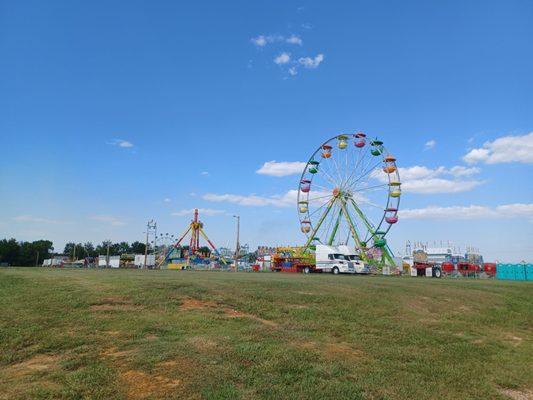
[433,268,442,278]
[332,267,339,275]
[303,266,310,274]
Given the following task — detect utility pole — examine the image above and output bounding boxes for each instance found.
[233,215,240,272]
[144,220,157,269]
[35,251,39,267]
[106,242,110,268]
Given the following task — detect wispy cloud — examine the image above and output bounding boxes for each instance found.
[274,52,291,65]
[286,35,302,45]
[298,54,324,69]
[90,215,126,226]
[251,35,268,47]
[13,215,68,224]
[401,203,533,221]
[250,32,323,77]
[463,132,533,164]
[251,34,302,47]
[171,208,226,217]
[200,171,210,176]
[256,161,306,177]
[374,165,483,194]
[424,139,436,150]
[203,190,298,208]
[108,139,134,148]
[163,198,172,203]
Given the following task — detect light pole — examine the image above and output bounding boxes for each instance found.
[233,215,240,271]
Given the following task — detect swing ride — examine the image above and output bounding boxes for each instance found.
[158,209,227,268]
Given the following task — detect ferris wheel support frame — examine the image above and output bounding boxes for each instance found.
[339,197,368,260]
[348,198,396,266]
[303,197,336,249]
[328,209,343,245]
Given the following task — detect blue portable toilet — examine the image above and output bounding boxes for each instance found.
[526,264,533,281]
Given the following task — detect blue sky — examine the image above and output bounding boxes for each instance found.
[1,0,532,261]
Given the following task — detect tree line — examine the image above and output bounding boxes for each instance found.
[62,241,147,259]
[0,238,147,266]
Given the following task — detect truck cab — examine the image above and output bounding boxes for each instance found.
[315,245,359,274]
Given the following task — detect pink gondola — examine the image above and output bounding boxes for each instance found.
[355,139,365,148]
[385,207,398,212]
[301,179,311,193]
[385,216,398,224]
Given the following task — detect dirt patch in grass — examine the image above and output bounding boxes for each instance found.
[223,308,278,327]
[7,354,61,377]
[101,346,135,358]
[145,333,158,340]
[180,297,278,327]
[121,369,181,399]
[187,336,218,352]
[499,388,533,400]
[504,333,524,346]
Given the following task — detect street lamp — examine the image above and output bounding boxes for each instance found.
[233,215,240,271]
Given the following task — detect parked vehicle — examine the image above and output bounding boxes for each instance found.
[315,245,359,274]
[411,261,442,278]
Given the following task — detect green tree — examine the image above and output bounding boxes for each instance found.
[84,242,96,257]
[116,242,131,255]
[0,238,20,265]
[95,241,112,256]
[130,241,146,254]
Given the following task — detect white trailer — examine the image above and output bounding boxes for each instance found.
[134,254,155,267]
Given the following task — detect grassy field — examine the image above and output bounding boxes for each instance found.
[0,268,531,400]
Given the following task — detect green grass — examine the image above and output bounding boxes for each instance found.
[0,268,531,400]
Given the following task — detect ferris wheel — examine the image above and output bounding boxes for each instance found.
[296,133,400,265]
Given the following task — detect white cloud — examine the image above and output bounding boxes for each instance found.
[424,140,436,150]
[402,178,483,194]
[298,54,324,69]
[203,191,297,208]
[251,35,267,47]
[256,160,306,177]
[448,166,481,177]
[274,52,291,65]
[108,139,134,148]
[250,34,284,47]
[286,35,302,45]
[163,198,172,203]
[463,132,533,164]
[288,67,298,76]
[13,215,67,224]
[375,165,484,194]
[200,171,210,176]
[171,208,226,217]
[401,203,533,221]
[90,215,126,226]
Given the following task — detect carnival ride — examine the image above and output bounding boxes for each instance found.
[158,209,227,268]
[296,133,401,266]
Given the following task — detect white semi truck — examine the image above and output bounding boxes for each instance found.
[315,244,370,275]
